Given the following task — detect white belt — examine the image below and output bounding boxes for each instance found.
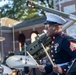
[57,62,68,66]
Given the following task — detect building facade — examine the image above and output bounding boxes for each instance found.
[54,0,76,38]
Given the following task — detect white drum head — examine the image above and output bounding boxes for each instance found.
[6,55,38,69]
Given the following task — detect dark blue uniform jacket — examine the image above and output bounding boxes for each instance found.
[45,32,76,74]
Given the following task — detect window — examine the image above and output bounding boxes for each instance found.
[66,24,76,39]
[64,4,75,14]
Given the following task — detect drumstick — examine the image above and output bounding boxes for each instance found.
[41,43,59,75]
[27,51,39,66]
[41,43,54,66]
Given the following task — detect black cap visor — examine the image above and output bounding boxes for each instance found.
[44,20,62,25]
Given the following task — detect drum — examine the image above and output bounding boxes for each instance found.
[1,64,12,75]
[6,55,39,69]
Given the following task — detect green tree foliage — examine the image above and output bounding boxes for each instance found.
[0,0,53,21]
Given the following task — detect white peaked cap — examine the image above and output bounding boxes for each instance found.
[44,12,66,25]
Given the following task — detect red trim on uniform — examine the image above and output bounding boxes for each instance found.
[69,42,76,52]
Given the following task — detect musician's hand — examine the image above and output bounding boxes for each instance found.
[53,65,63,74]
[37,65,45,72]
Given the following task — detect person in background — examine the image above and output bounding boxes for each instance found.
[38,12,76,75]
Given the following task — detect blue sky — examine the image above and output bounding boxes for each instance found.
[0,0,8,7]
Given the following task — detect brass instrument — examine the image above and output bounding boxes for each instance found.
[21,32,51,59]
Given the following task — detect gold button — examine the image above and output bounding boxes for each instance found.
[52,41,54,44]
[64,69,66,71]
[51,46,53,48]
[53,37,55,39]
[53,59,55,62]
[51,50,53,53]
[52,55,54,57]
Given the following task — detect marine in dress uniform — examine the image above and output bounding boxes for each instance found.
[42,12,76,75]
